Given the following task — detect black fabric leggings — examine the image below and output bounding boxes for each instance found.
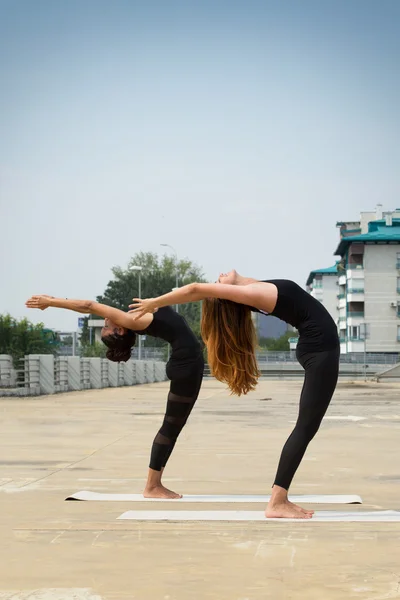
[273,346,340,490]
[149,354,204,471]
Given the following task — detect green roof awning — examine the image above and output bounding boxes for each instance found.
[334,220,400,256]
[306,264,338,286]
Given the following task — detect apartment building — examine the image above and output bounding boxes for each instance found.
[335,214,400,354]
[301,205,400,355]
[306,264,339,321]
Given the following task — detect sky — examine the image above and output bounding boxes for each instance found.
[1,0,399,331]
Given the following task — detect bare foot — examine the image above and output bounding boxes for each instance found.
[265,499,314,519]
[289,500,314,516]
[143,484,182,499]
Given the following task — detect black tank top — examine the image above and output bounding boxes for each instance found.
[255,279,339,353]
[131,306,201,356]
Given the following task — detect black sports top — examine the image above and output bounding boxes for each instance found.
[131,306,201,355]
[254,279,339,353]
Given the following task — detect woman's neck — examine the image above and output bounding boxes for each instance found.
[236,275,259,286]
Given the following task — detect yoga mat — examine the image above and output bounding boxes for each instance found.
[66,491,362,504]
[117,509,400,522]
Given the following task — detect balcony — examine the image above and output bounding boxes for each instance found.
[347,288,364,303]
[337,293,345,299]
[338,274,346,286]
[347,339,365,353]
[346,266,364,281]
[347,313,365,326]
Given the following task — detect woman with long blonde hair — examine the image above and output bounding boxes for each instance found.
[129,270,340,519]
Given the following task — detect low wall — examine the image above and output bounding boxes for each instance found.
[203,361,386,380]
[0,355,17,388]
[0,355,168,397]
[257,362,380,379]
[376,363,400,382]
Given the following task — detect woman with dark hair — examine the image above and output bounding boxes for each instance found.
[129,271,340,519]
[25,294,204,499]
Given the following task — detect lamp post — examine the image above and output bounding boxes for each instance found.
[160,243,179,313]
[360,322,369,382]
[129,265,143,360]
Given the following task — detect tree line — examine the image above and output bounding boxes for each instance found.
[1,252,292,362]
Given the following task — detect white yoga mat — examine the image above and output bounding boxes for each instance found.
[117,509,400,522]
[66,491,362,504]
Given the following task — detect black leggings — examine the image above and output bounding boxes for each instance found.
[273,346,340,490]
[149,353,204,471]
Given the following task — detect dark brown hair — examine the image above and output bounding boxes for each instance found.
[101,330,136,362]
[201,298,260,396]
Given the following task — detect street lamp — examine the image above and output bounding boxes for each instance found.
[360,322,369,382]
[129,265,143,360]
[161,243,179,313]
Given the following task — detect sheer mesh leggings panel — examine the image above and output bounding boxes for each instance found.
[149,371,203,471]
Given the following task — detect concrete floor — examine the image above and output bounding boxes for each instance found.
[1,379,400,600]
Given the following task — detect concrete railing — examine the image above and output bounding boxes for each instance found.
[0,355,17,388]
[0,354,167,397]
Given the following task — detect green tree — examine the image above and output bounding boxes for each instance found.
[81,342,107,358]
[96,252,207,345]
[258,331,293,351]
[79,317,90,346]
[0,314,56,365]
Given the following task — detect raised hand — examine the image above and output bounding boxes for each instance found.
[128,298,158,319]
[25,295,53,311]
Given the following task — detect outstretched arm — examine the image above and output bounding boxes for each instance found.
[26,296,95,314]
[129,281,276,318]
[25,295,149,330]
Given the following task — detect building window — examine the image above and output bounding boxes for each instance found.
[348,325,360,341]
[348,261,363,270]
[397,252,400,269]
[397,278,400,293]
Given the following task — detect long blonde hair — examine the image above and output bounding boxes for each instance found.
[201,298,260,396]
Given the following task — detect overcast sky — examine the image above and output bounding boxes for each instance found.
[1,0,399,331]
